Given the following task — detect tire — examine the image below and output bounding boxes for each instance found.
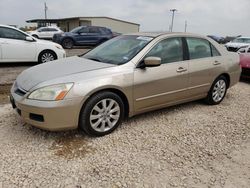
[62,38,74,49]
[32,34,39,39]
[206,75,228,105]
[79,91,125,137]
[38,50,57,63]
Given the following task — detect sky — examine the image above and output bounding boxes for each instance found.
[0,0,249,36]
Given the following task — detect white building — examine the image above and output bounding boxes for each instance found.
[27,17,140,34]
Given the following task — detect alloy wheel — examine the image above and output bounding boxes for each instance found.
[90,98,120,133]
[41,52,55,63]
[212,79,226,102]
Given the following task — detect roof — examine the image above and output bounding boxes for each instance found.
[26,16,140,26]
[127,32,205,38]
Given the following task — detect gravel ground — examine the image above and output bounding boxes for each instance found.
[0,82,249,187]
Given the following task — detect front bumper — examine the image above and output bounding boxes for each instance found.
[56,49,66,59]
[10,84,83,131]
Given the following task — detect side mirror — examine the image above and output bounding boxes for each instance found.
[26,36,35,42]
[138,57,161,69]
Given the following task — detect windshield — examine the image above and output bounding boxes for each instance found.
[70,26,82,33]
[233,38,250,43]
[83,35,153,65]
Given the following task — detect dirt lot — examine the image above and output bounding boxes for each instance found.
[0,77,249,187]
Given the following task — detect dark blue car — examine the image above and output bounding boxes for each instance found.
[53,26,114,49]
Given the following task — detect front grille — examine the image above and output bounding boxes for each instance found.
[15,88,27,96]
[14,82,27,96]
[29,113,44,122]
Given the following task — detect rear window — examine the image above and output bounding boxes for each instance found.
[100,28,112,34]
[186,38,212,59]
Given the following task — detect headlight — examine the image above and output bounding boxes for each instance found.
[55,44,63,50]
[28,83,73,101]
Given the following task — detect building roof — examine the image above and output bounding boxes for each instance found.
[26,16,140,26]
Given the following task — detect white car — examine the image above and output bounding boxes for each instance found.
[0,25,66,63]
[237,45,250,53]
[225,37,250,52]
[27,26,63,39]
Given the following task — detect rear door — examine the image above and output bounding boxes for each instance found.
[87,27,102,44]
[47,28,58,38]
[37,28,49,38]
[185,37,224,97]
[133,37,189,112]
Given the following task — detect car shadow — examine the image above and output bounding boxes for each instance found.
[0,62,33,68]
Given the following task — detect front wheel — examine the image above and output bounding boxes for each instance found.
[38,50,57,63]
[62,38,74,49]
[79,92,125,137]
[206,76,228,105]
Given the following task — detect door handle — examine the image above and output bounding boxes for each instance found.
[176,67,187,73]
[213,60,221,65]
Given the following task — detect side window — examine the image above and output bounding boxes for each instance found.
[38,28,47,32]
[186,38,211,59]
[248,48,250,53]
[0,27,26,40]
[79,27,89,33]
[48,28,58,32]
[89,28,100,34]
[238,48,246,53]
[145,37,183,64]
[211,44,221,56]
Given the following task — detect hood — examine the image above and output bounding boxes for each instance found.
[240,54,250,68]
[64,32,78,37]
[16,56,116,91]
[35,38,59,46]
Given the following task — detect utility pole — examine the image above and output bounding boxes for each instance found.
[44,2,48,20]
[184,20,187,32]
[170,9,177,32]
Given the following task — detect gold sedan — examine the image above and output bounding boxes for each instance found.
[10,32,241,136]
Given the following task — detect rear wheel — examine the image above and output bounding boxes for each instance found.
[62,38,74,49]
[79,92,125,137]
[206,76,228,105]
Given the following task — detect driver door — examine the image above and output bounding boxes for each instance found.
[77,27,91,44]
[133,37,189,113]
[0,27,37,62]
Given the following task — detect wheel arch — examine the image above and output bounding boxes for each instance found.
[62,37,75,44]
[79,87,130,122]
[38,49,58,62]
[218,73,230,88]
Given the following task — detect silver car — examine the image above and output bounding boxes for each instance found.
[10,32,241,136]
